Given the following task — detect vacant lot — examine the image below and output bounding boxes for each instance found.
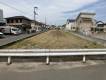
[6,30,105,49]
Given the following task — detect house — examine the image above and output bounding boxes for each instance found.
[0,9,6,26]
[76,12,96,35]
[94,21,106,33]
[65,19,76,31]
[5,16,31,31]
[90,21,106,33]
[97,21,106,32]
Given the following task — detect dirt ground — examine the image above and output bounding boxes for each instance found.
[6,30,105,49]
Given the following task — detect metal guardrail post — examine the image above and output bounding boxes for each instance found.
[83,55,86,63]
[7,56,12,65]
[46,56,50,65]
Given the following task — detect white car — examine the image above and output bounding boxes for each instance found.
[0,32,4,38]
[11,28,22,35]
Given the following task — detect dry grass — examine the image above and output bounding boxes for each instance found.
[6,30,105,49]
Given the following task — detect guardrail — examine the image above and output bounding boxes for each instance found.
[0,49,106,65]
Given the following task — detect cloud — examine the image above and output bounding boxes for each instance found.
[36,0,98,24]
[64,0,105,13]
[63,0,106,21]
[0,0,105,25]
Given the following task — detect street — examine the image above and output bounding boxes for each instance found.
[0,63,106,80]
[0,31,45,47]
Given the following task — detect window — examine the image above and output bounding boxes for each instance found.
[7,19,9,23]
[19,19,22,23]
[11,19,13,23]
[20,19,22,23]
[16,19,18,23]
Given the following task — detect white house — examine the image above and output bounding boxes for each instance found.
[65,19,76,31]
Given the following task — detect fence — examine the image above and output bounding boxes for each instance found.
[0,49,106,65]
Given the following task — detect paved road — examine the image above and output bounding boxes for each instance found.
[0,31,45,47]
[0,64,106,80]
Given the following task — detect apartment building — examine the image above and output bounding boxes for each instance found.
[5,16,31,31]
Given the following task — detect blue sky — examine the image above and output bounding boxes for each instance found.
[0,0,106,25]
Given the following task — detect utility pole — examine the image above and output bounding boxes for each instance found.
[34,7,38,31]
[45,17,47,30]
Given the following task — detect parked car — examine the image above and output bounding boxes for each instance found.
[0,32,4,38]
[0,26,22,35]
[18,29,22,34]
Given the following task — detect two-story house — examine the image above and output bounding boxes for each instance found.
[5,16,31,31]
[76,12,96,35]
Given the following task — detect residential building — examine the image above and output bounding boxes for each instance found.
[65,19,76,31]
[93,21,106,33]
[5,16,31,31]
[76,12,96,35]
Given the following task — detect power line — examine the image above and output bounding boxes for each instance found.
[12,0,35,16]
[12,0,32,10]
[64,0,105,13]
[0,1,32,17]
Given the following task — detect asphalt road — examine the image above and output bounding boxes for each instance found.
[0,64,106,80]
[0,31,44,47]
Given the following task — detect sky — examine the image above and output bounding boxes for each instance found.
[0,0,106,25]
